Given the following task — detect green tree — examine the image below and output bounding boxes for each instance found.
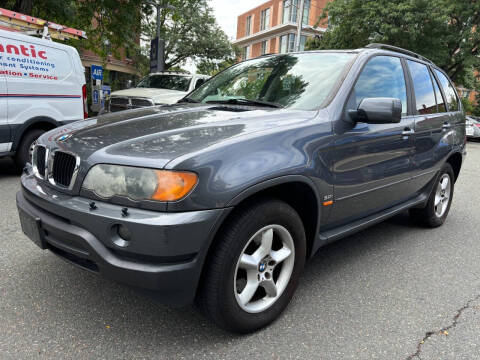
[142,0,233,71]
[2,0,142,62]
[2,0,233,75]
[196,45,241,76]
[307,0,480,85]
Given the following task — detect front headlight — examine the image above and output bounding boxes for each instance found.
[82,164,198,202]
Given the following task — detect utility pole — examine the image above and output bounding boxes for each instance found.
[294,0,305,52]
[148,1,175,73]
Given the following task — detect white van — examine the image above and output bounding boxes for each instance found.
[0,29,87,169]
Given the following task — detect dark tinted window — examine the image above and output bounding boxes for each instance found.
[137,75,192,92]
[353,56,407,114]
[431,73,447,112]
[195,78,206,90]
[407,60,437,114]
[434,70,459,111]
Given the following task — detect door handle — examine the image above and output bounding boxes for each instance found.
[442,122,452,130]
[402,128,415,136]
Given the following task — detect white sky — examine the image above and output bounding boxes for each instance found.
[185,0,261,72]
[209,0,262,40]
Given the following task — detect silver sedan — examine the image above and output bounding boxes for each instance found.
[466,116,480,140]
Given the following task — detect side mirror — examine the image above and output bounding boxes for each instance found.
[126,80,133,89]
[349,98,402,124]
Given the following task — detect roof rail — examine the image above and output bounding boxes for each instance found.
[365,43,432,64]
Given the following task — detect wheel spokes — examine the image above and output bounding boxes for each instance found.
[261,279,278,298]
[270,246,292,264]
[239,254,258,270]
[441,176,449,190]
[255,228,273,259]
[238,280,259,305]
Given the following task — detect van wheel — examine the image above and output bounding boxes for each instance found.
[198,198,306,333]
[409,163,455,227]
[15,129,45,171]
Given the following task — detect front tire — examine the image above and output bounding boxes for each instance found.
[14,129,45,171]
[198,198,306,333]
[409,163,455,227]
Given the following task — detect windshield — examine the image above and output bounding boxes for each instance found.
[188,52,356,110]
[137,74,192,92]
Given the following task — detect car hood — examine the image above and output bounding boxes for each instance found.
[110,88,187,104]
[40,104,318,170]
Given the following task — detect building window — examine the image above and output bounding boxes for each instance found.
[282,0,310,25]
[242,45,251,60]
[261,40,269,55]
[260,8,271,31]
[279,34,307,53]
[246,16,252,36]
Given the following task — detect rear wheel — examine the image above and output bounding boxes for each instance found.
[409,163,455,227]
[198,198,306,333]
[14,129,45,171]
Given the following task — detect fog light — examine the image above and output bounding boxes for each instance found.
[112,224,131,248]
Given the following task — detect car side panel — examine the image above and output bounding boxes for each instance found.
[327,116,416,228]
[165,115,334,218]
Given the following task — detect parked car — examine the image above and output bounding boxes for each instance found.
[0,28,87,169]
[17,44,466,333]
[466,116,480,140]
[108,72,210,112]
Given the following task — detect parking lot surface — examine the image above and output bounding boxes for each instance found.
[1,142,479,359]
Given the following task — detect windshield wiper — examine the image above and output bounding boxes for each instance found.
[178,97,199,104]
[206,98,283,108]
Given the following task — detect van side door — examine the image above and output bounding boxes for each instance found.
[0,64,9,153]
[406,60,453,192]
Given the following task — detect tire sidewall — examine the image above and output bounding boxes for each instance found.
[216,199,306,332]
[15,129,45,169]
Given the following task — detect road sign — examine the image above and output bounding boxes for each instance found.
[92,89,99,105]
[91,65,103,81]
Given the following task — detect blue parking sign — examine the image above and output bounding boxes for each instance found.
[93,89,99,104]
[91,65,103,81]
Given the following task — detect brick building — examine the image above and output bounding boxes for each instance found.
[233,0,329,59]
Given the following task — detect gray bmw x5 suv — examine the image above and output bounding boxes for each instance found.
[17,44,466,333]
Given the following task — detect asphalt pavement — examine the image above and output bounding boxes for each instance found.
[1,142,479,359]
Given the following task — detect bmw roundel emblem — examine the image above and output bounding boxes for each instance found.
[57,134,72,142]
[259,263,266,272]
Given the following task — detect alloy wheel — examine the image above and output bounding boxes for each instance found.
[434,173,451,218]
[234,225,295,313]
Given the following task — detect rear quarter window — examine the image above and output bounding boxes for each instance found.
[434,69,459,112]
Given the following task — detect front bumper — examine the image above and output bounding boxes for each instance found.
[17,172,229,306]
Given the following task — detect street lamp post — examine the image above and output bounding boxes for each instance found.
[294,0,305,52]
[147,0,175,73]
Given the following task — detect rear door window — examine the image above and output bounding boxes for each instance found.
[407,60,437,115]
[353,56,408,115]
[434,70,459,112]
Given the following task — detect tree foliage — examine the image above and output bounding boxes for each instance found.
[306,0,480,85]
[142,0,232,70]
[196,45,241,76]
[2,0,233,74]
